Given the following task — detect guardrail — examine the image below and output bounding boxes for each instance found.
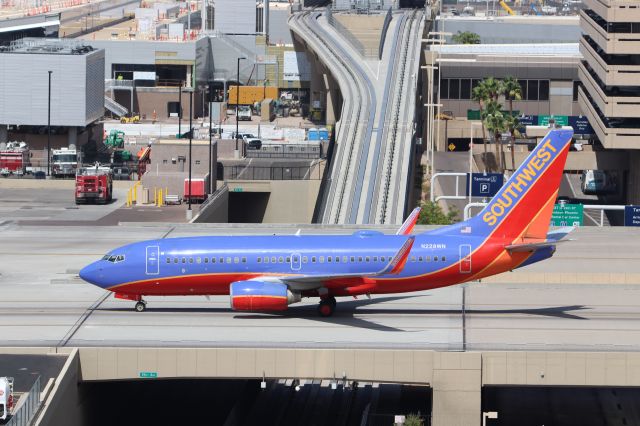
[430,172,468,203]
[7,376,41,426]
[463,201,626,227]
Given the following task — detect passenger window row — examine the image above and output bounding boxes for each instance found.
[163,254,445,266]
[410,255,446,262]
[165,257,248,264]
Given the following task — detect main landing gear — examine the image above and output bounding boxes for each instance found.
[135,299,147,312]
[317,296,337,317]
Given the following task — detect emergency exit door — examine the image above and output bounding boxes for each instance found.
[146,245,159,275]
[459,244,472,273]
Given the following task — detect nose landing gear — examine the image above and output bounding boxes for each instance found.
[134,300,147,312]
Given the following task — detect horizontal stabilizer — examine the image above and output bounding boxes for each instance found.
[506,227,575,252]
[505,240,569,253]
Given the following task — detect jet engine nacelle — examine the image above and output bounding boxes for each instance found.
[230,281,301,311]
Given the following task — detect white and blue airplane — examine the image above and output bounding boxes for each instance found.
[80,129,574,316]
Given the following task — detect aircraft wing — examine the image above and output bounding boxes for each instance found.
[396,207,421,235]
[505,226,575,252]
[276,236,415,288]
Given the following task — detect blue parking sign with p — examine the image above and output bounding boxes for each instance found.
[466,173,503,197]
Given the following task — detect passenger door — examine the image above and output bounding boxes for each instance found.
[146,245,159,275]
[459,244,472,274]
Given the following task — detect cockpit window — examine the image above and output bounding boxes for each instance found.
[103,254,125,263]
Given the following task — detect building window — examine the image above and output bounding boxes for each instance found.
[573,81,580,102]
[460,79,472,100]
[449,78,460,100]
[539,80,549,101]
[440,79,450,99]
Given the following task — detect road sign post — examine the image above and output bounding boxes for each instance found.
[551,203,583,226]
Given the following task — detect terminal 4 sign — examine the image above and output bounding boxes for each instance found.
[624,206,640,226]
[466,173,503,197]
[551,203,584,226]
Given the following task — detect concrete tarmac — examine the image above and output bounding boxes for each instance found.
[1,222,640,350]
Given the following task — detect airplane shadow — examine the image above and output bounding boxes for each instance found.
[99,295,590,333]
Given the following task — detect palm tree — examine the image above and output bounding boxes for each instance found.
[471,83,489,161]
[482,77,504,102]
[502,76,522,173]
[504,113,521,173]
[483,100,507,173]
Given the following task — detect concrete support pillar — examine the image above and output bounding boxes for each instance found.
[627,151,640,205]
[0,124,8,147]
[68,127,78,150]
[186,65,193,88]
[432,352,482,426]
[323,72,336,126]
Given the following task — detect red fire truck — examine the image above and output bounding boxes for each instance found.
[75,164,113,204]
[0,142,29,176]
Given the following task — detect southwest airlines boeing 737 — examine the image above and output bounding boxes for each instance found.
[80,128,574,317]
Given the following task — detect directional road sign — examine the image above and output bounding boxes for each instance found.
[551,203,583,226]
[624,205,640,226]
[466,173,503,197]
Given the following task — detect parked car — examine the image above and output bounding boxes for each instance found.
[245,138,262,150]
[230,132,256,140]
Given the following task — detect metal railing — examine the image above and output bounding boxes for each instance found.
[463,201,626,226]
[430,172,468,203]
[245,144,324,159]
[105,79,134,89]
[104,96,128,117]
[225,166,321,181]
[7,376,42,426]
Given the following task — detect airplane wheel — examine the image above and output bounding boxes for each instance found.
[135,301,146,312]
[318,299,335,317]
[327,296,337,308]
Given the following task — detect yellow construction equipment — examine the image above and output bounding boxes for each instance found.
[120,114,140,124]
[499,0,516,15]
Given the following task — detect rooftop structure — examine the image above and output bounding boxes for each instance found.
[0,38,104,129]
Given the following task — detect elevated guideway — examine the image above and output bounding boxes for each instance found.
[289,9,425,224]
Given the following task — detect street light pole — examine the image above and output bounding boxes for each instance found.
[47,70,52,177]
[235,57,246,158]
[187,88,193,219]
[208,85,213,195]
[178,81,183,137]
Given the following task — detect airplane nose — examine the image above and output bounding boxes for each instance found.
[79,262,104,286]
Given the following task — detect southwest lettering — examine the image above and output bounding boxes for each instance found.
[530,157,543,171]
[491,203,505,217]
[482,135,561,227]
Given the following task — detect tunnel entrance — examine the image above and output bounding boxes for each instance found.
[483,386,640,426]
[228,192,270,222]
[79,379,431,426]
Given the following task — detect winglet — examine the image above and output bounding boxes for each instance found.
[381,236,415,275]
[396,207,421,235]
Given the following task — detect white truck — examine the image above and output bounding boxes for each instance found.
[51,147,80,178]
[0,377,14,421]
[237,105,252,121]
